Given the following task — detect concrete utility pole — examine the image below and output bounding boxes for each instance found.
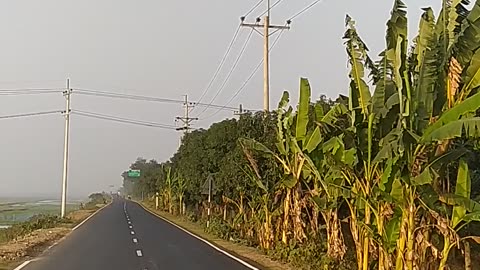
[61,79,72,218]
[176,95,198,135]
[241,0,290,112]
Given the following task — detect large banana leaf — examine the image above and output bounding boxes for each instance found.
[440,194,480,213]
[314,103,324,121]
[344,15,372,116]
[239,138,275,156]
[452,0,480,68]
[277,91,290,143]
[461,48,480,99]
[452,159,471,227]
[448,0,471,48]
[411,8,439,132]
[412,168,434,186]
[385,0,408,118]
[453,0,480,100]
[296,78,311,142]
[422,91,480,140]
[421,117,480,142]
[321,103,348,126]
[371,51,396,119]
[304,127,322,153]
[384,215,401,253]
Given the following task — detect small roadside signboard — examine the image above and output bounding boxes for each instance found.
[128,170,141,178]
[201,174,217,195]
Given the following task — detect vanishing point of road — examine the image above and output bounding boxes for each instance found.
[20,198,256,270]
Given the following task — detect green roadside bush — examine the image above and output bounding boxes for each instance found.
[0,215,70,244]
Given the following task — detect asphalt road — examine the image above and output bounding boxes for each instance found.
[23,198,254,270]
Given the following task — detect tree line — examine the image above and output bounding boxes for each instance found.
[123,1,480,269]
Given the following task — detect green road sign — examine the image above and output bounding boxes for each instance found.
[128,170,141,178]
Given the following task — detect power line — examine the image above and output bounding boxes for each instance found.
[72,110,178,130]
[0,90,62,96]
[196,28,255,117]
[74,110,177,128]
[193,0,271,113]
[0,88,63,92]
[74,89,184,105]
[258,0,285,17]
[0,110,63,120]
[74,88,241,111]
[202,28,287,120]
[288,0,324,21]
[243,0,264,18]
[0,79,64,85]
[194,25,242,108]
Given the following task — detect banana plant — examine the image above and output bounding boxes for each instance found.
[238,161,282,250]
[162,167,174,214]
[344,1,480,269]
[175,175,187,215]
[240,78,327,244]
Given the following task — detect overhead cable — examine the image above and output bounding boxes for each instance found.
[74,88,240,111]
[288,0,324,22]
[258,0,286,17]
[194,24,242,107]
[243,0,264,18]
[72,110,179,130]
[0,110,63,120]
[196,28,255,117]
[0,88,63,92]
[0,90,63,96]
[202,28,287,120]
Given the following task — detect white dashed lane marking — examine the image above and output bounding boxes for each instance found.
[131,231,135,235]
[129,225,133,229]
[133,238,138,243]
[136,250,143,257]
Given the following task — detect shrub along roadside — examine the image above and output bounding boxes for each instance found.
[0,192,112,245]
[0,215,71,244]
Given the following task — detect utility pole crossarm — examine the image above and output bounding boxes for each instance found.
[175,95,198,135]
[240,22,290,30]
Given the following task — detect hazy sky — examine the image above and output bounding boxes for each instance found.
[0,0,442,198]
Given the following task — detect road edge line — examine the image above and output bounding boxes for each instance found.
[136,202,260,270]
[72,202,111,231]
[13,260,31,270]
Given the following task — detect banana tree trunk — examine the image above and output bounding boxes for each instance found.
[179,195,183,215]
[322,209,346,260]
[363,204,371,270]
[465,240,471,270]
[347,201,363,270]
[438,237,451,270]
[311,203,319,235]
[377,203,388,270]
[262,203,273,250]
[292,186,306,243]
[406,203,415,270]
[168,189,173,214]
[395,209,408,270]
[282,188,292,244]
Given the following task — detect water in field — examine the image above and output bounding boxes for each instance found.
[0,197,81,227]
